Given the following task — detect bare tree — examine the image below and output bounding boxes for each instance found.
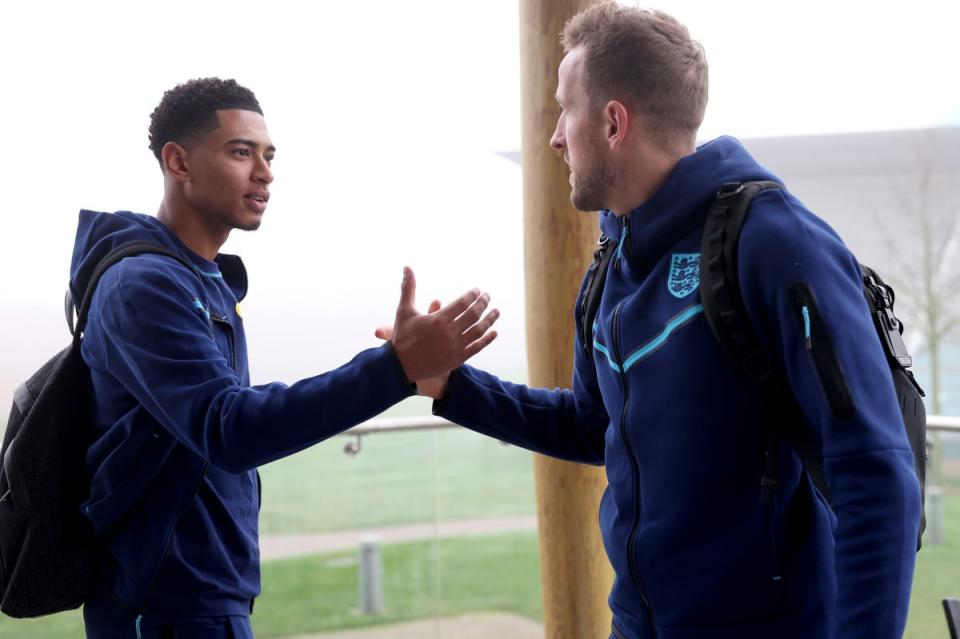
[877,132,960,485]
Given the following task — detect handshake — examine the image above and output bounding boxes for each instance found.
[375,267,500,399]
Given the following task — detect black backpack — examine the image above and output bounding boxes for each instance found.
[579,181,927,549]
[0,241,200,617]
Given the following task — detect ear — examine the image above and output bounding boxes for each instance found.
[160,141,191,182]
[604,100,630,150]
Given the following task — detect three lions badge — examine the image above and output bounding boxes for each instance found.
[668,253,700,299]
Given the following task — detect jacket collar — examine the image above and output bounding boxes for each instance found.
[598,136,778,274]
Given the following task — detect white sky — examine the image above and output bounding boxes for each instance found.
[1,0,959,388]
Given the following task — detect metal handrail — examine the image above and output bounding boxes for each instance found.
[929,415,960,433]
[341,416,454,455]
[339,414,960,454]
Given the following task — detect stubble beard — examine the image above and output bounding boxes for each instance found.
[570,153,616,213]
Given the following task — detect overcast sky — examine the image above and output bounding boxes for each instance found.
[1,0,958,395]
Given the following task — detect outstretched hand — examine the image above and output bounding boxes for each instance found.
[376,299,449,399]
[376,267,499,396]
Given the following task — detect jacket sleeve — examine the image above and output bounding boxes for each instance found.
[86,260,414,473]
[433,281,609,466]
[737,188,921,639]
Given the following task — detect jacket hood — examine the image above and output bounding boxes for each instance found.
[69,210,247,307]
[599,136,781,272]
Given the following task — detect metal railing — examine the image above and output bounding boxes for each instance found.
[930,415,960,433]
[339,414,960,454]
[341,416,453,455]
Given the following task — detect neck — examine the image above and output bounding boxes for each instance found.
[156,195,228,262]
[608,144,691,216]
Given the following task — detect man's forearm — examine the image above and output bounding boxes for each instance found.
[433,365,607,465]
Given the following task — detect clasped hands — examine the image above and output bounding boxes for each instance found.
[376,267,499,399]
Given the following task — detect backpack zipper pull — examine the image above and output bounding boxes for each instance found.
[614,222,629,271]
[801,305,812,350]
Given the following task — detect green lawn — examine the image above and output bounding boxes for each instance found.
[904,493,960,638]
[251,532,542,637]
[0,532,543,639]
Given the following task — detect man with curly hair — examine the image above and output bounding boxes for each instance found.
[73,77,499,638]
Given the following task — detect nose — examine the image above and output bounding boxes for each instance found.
[253,157,273,185]
[549,119,564,152]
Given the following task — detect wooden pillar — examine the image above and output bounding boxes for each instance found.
[519,1,612,638]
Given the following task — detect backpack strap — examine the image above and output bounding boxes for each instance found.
[67,241,203,339]
[698,181,832,503]
[580,233,615,361]
[698,181,784,382]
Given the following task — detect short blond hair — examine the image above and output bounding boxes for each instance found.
[562,3,708,152]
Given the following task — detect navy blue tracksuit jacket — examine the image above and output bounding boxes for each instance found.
[71,211,414,629]
[435,137,921,639]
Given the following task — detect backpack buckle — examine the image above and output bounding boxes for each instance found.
[716,182,745,199]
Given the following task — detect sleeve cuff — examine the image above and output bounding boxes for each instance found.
[432,366,466,417]
[382,341,417,396]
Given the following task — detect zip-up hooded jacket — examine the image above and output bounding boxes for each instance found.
[435,137,920,639]
[71,211,414,621]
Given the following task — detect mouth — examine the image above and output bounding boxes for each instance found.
[244,191,269,213]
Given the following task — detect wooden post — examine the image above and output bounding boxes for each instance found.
[519,1,612,637]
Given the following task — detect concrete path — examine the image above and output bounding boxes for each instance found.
[281,612,544,639]
[261,515,538,560]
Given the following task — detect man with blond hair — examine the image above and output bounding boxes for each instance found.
[400,4,920,638]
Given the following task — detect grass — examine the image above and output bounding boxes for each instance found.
[251,532,542,637]
[904,492,960,638]
[0,532,543,639]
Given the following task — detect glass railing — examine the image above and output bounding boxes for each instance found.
[0,398,543,639]
[906,416,960,638]
[250,398,541,638]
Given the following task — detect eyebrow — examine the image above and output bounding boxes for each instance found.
[227,138,277,153]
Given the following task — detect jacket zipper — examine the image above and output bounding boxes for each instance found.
[611,302,656,635]
[790,284,855,421]
[137,461,209,614]
[614,223,629,271]
[211,315,236,368]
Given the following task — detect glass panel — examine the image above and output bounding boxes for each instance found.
[0,399,543,639]
[906,430,960,638]
[250,396,542,638]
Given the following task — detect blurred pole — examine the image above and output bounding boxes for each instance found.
[519,1,613,638]
[926,486,944,545]
[359,535,384,614]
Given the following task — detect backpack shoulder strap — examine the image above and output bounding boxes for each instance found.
[580,233,615,361]
[698,181,833,501]
[68,241,202,338]
[698,181,784,382]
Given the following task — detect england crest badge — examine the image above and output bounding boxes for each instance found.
[667,253,700,299]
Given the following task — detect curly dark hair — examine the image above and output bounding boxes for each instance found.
[148,77,263,163]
